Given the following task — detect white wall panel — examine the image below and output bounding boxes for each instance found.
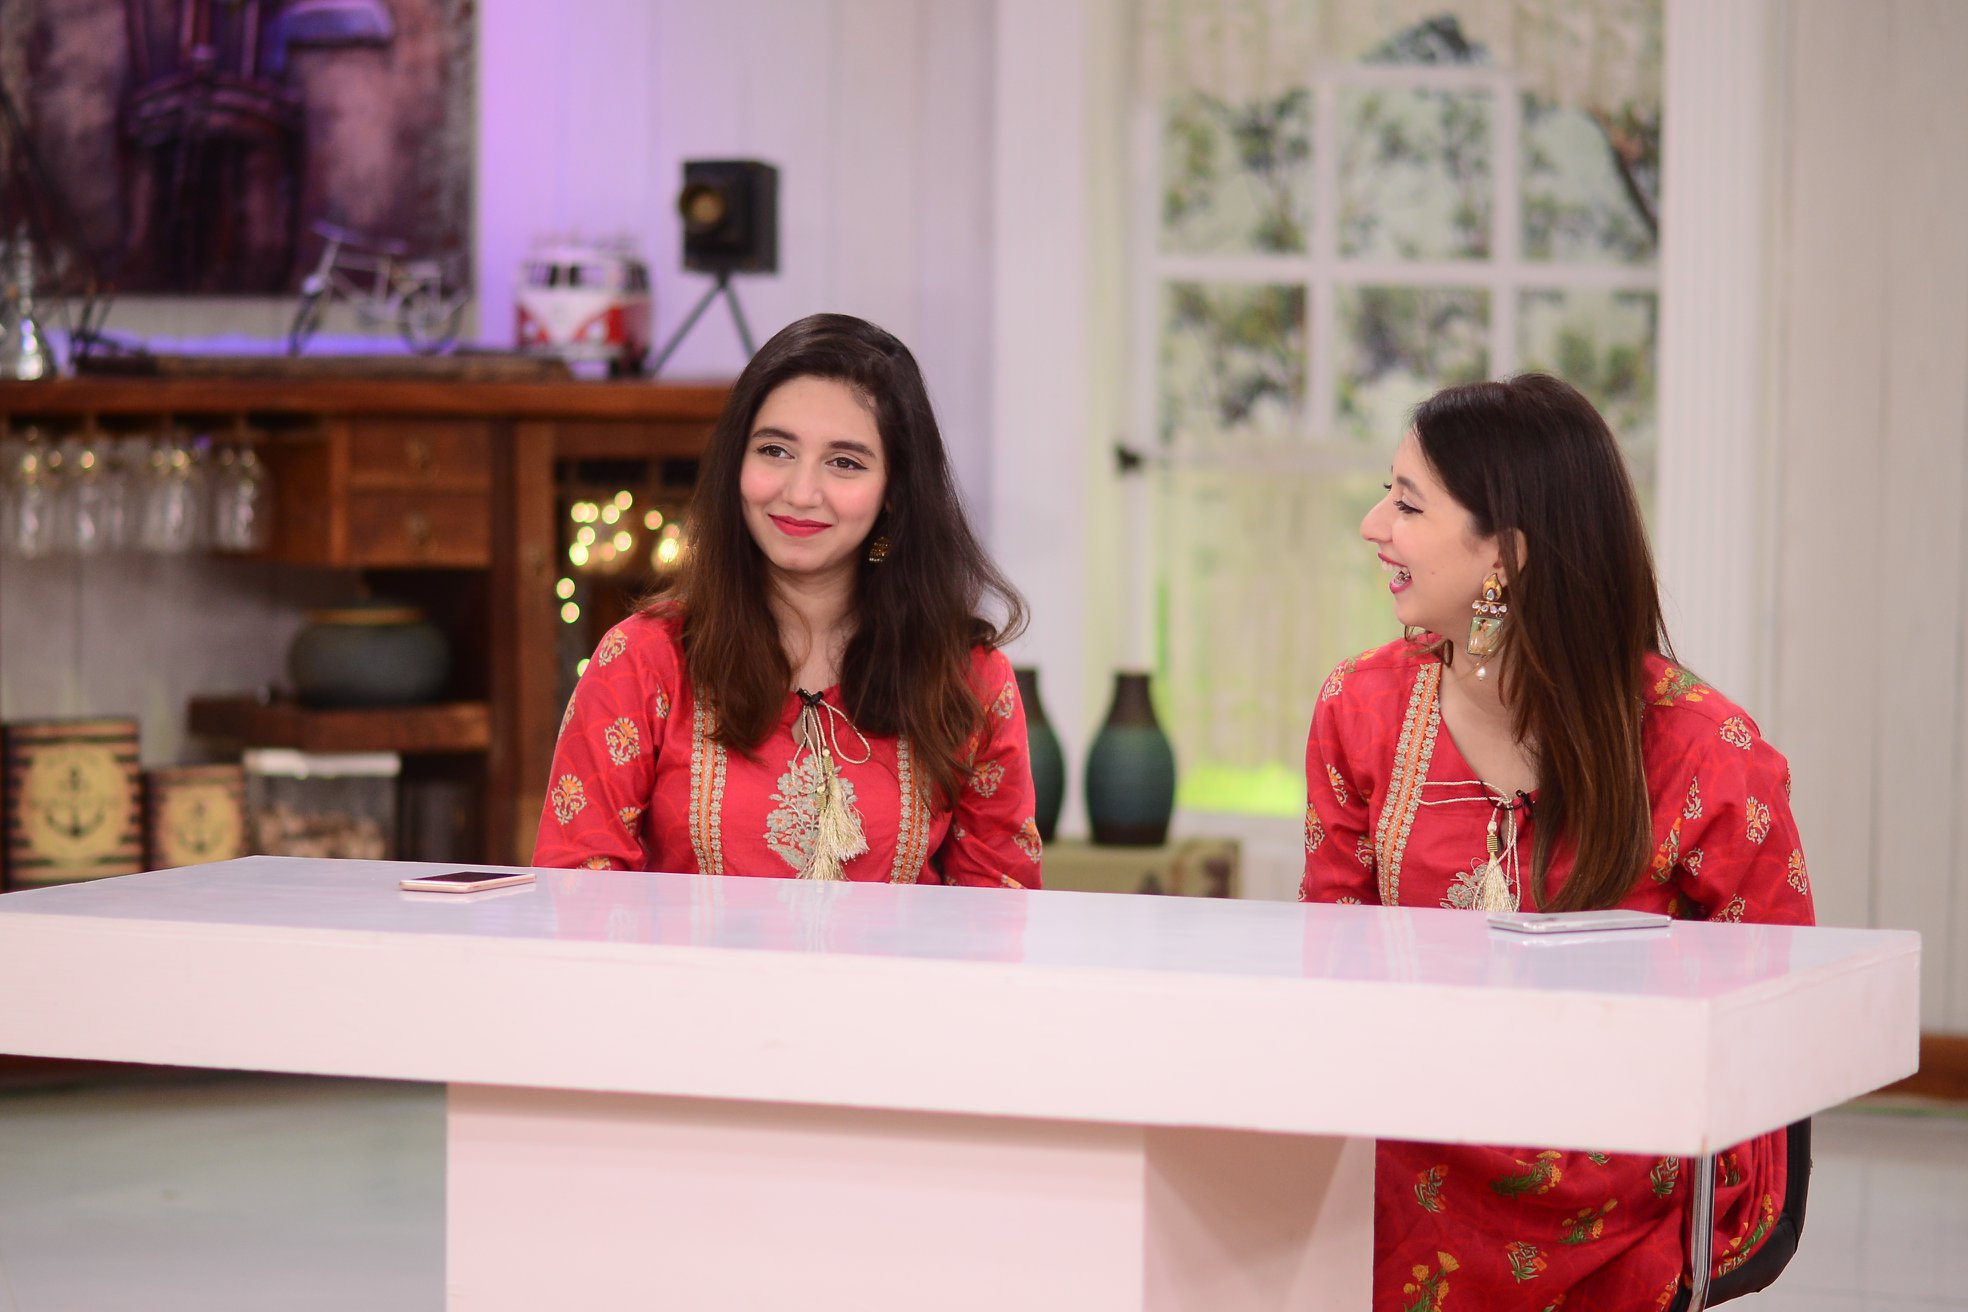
[1762,0,1968,1032]
[911,3,997,518]
[1655,0,1780,717]
[1873,0,1968,1032]
[829,0,924,342]
[1885,0,1968,1033]
[992,0,1095,833]
[0,556,84,723]
[1769,0,1890,937]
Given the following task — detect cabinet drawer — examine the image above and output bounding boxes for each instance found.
[345,492,490,567]
[349,420,492,489]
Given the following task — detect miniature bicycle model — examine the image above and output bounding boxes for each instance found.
[287,222,468,356]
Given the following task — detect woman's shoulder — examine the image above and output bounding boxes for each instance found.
[1318,635,1434,702]
[1640,653,1776,756]
[591,606,687,679]
[966,644,1020,709]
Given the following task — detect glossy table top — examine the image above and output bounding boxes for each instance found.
[0,858,1921,1153]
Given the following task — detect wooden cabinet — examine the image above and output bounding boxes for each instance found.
[265,416,498,567]
[0,377,727,864]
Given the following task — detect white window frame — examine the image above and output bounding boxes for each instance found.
[1130,56,1663,810]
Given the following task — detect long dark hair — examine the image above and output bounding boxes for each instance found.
[648,313,1026,804]
[1411,373,1671,911]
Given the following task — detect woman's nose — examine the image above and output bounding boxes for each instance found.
[1360,496,1390,543]
[785,459,823,505]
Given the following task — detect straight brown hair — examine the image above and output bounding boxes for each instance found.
[645,313,1026,805]
[1411,373,1672,911]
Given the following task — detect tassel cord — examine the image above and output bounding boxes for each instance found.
[1416,779,1531,912]
[792,690,872,881]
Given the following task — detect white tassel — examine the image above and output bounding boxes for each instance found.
[1476,859,1513,912]
[1475,803,1518,911]
[795,697,868,881]
[805,753,868,881]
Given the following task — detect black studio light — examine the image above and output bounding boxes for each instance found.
[646,159,779,376]
[679,160,778,275]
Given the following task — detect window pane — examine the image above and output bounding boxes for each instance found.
[1160,91,1314,256]
[1335,286,1488,445]
[1517,289,1657,450]
[1160,468,1397,816]
[1160,282,1306,450]
[1337,88,1492,260]
[1522,96,1658,265]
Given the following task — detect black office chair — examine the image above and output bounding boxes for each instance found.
[1670,1119,1812,1311]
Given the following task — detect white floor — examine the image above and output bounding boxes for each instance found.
[0,1076,442,1311]
[0,1076,1960,1310]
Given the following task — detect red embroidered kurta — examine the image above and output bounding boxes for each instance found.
[533,611,1044,888]
[1301,637,1815,1311]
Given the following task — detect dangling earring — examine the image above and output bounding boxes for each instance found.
[865,534,891,564]
[1467,572,1507,681]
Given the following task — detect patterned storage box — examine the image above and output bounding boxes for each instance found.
[1,718,145,890]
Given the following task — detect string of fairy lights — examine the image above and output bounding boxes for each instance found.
[559,488,687,675]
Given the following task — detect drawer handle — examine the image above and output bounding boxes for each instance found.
[407,438,434,473]
[405,512,432,547]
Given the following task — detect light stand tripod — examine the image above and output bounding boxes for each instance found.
[645,268,756,377]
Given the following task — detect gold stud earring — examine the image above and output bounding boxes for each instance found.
[1467,572,1507,681]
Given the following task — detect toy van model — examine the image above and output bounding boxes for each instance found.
[515,245,652,375]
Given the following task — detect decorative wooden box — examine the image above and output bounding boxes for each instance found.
[1,718,145,890]
[145,762,249,870]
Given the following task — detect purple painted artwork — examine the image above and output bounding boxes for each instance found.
[0,0,472,294]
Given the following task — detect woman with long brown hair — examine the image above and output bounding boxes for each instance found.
[535,313,1042,887]
[1302,374,1813,1308]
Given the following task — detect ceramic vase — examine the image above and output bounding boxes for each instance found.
[290,602,451,708]
[1084,670,1176,847]
[1013,667,1066,843]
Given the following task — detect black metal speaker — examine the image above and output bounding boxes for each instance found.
[678,160,778,275]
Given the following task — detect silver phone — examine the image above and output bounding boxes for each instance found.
[1487,909,1671,935]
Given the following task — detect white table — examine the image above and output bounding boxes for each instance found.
[0,857,1920,1310]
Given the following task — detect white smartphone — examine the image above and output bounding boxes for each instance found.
[1487,909,1671,935]
[399,870,537,894]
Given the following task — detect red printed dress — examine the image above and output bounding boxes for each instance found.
[1301,637,1815,1311]
[533,611,1043,887]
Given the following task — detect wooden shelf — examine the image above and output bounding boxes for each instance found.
[188,697,491,754]
[0,377,731,422]
[4,377,725,863]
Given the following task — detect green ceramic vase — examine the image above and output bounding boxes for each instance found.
[1014,667,1066,842]
[289,602,451,708]
[1084,671,1176,847]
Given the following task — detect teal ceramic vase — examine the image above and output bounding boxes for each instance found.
[289,602,451,708]
[1085,670,1176,847]
[1014,667,1066,842]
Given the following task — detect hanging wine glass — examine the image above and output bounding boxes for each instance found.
[3,427,60,559]
[59,429,117,556]
[139,428,202,554]
[210,436,274,553]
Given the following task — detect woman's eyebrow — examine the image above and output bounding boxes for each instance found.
[749,428,877,461]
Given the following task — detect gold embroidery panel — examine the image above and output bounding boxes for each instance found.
[888,737,929,883]
[688,702,727,875]
[1371,662,1442,906]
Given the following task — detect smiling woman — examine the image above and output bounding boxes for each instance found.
[1304,373,1813,1310]
[739,375,890,602]
[532,314,1043,889]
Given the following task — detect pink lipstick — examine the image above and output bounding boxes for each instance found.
[770,515,829,538]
